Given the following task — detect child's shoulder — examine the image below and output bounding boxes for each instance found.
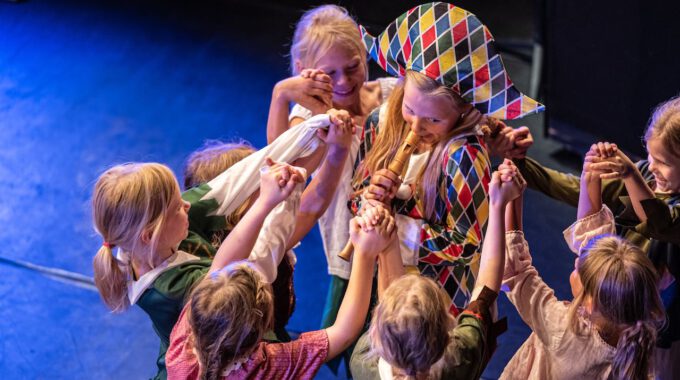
[149,258,211,299]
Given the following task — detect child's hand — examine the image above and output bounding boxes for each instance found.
[317,108,355,151]
[508,126,534,159]
[274,70,332,115]
[259,158,305,208]
[489,159,526,205]
[485,120,515,158]
[364,169,401,206]
[356,202,391,231]
[594,150,636,180]
[350,208,396,258]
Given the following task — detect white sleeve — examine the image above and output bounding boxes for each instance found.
[289,104,313,122]
[201,114,330,218]
[562,205,616,255]
[247,166,306,284]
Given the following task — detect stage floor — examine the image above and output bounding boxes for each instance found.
[0,1,578,378]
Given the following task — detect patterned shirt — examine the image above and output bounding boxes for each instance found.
[166,305,329,380]
[350,108,491,314]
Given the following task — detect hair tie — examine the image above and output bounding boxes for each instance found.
[103,242,114,249]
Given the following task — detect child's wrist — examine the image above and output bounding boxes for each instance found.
[326,145,349,164]
[253,196,278,214]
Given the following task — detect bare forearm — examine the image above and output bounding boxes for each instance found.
[288,145,348,249]
[623,171,655,222]
[266,87,291,144]
[474,202,505,297]
[377,240,405,299]
[505,195,523,231]
[210,199,271,273]
[325,253,375,359]
[577,172,602,219]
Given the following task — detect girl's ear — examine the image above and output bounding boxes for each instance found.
[583,295,594,314]
[294,60,303,75]
[140,227,153,245]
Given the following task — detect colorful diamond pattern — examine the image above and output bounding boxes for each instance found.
[359,2,545,120]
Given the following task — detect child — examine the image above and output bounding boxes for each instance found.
[265,5,400,373]
[165,199,398,380]
[92,110,353,379]
[350,162,525,379]
[500,152,665,379]
[352,2,544,315]
[266,4,397,143]
[514,95,680,377]
[182,140,254,190]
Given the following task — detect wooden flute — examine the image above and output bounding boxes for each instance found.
[338,130,420,261]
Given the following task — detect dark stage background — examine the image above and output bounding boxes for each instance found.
[1,0,675,378]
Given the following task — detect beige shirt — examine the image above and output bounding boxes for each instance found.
[500,224,617,379]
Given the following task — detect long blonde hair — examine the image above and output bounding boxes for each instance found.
[644,95,680,156]
[355,71,490,221]
[568,235,664,379]
[369,275,454,379]
[289,4,366,76]
[189,265,273,380]
[92,163,179,312]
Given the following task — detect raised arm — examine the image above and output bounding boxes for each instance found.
[577,144,605,219]
[593,144,655,222]
[266,70,332,143]
[325,212,395,360]
[472,160,525,299]
[209,161,303,273]
[286,109,355,249]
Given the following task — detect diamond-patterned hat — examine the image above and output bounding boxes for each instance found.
[360,2,544,120]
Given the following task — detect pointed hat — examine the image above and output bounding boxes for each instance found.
[360,2,544,120]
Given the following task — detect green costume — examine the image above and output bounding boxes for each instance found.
[131,184,221,380]
[350,287,497,380]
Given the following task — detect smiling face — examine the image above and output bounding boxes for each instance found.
[646,137,680,193]
[313,44,365,110]
[401,78,465,147]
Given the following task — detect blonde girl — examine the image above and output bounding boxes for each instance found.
[92,110,353,379]
[165,202,399,380]
[515,95,680,378]
[500,152,664,379]
[92,160,302,379]
[353,2,543,314]
[266,4,396,143]
[351,162,526,379]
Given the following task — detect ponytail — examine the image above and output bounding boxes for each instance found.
[610,320,657,380]
[92,244,130,313]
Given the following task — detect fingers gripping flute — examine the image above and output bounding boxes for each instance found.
[338,130,420,261]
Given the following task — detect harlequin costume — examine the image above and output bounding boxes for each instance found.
[351,2,544,314]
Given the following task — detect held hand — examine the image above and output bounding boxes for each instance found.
[485,122,515,158]
[589,149,636,180]
[507,126,534,159]
[356,202,391,231]
[350,211,396,259]
[274,70,332,115]
[490,159,526,205]
[364,169,401,205]
[259,158,305,208]
[317,108,355,150]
